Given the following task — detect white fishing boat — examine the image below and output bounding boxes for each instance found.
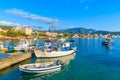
[19,61,61,73]
[34,41,76,58]
[14,39,30,50]
[34,47,76,58]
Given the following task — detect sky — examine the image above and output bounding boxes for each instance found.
[0,0,120,31]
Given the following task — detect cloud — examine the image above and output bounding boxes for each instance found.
[5,8,58,24]
[0,21,21,26]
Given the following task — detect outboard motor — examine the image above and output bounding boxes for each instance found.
[56,60,64,65]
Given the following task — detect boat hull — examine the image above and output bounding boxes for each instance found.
[19,66,61,73]
[102,41,112,45]
[19,63,61,74]
[34,48,76,58]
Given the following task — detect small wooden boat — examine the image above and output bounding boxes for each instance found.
[19,61,61,74]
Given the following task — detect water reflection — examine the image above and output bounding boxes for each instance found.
[101,43,112,55]
[102,45,112,50]
[20,71,60,80]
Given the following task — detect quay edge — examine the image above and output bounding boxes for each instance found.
[0,53,31,70]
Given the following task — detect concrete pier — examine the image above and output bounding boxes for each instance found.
[0,52,31,70]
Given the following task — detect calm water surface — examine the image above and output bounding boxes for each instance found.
[1,38,120,80]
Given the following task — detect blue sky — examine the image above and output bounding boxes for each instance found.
[0,0,120,31]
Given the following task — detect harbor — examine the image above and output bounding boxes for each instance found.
[0,38,120,80]
[0,38,76,71]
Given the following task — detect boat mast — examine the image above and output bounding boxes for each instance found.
[49,23,55,38]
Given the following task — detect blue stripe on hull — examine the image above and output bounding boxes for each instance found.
[20,66,61,73]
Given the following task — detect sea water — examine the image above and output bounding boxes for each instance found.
[1,38,120,80]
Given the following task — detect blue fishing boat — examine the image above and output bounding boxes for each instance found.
[102,38,112,45]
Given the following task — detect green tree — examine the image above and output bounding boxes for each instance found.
[0,32,6,36]
[39,33,46,36]
[6,29,26,37]
[64,33,72,38]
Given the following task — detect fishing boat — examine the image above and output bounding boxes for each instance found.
[14,39,30,50]
[34,48,75,58]
[34,41,76,58]
[67,38,75,42]
[102,38,112,45]
[45,39,57,43]
[20,54,75,79]
[19,61,61,73]
[59,38,66,42]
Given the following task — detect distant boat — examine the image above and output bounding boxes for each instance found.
[59,38,66,42]
[68,39,75,42]
[19,61,61,74]
[67,38,75,42]
[102,38,112,45]
[45,38,57,43]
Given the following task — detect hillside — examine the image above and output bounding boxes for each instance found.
[57,28,120,35]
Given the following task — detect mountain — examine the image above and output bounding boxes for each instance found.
[57,28,120,35]
[0,25,13,29]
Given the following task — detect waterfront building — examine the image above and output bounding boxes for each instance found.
[13,26,33,35]
[86,34,92,38]
[46,32,58,37]
[13,26,21,31]
[73,34,79,38]
[20,27,33,35]
[0,28,8,33]
[112,34,120,38]
[93,34,99,38]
